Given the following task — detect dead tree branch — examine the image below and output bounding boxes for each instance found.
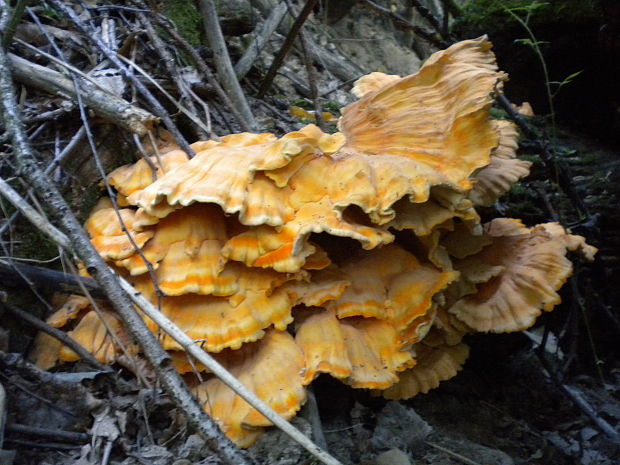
[257,0,319,98]
[235,1,288,81]
[360,0,448,49]
[8,53,157,135]
[297,22,325,130]
[198,0,257,129]
[0,259,105,299]
[6,423,90,444]
[0,37,253,465]
[409,0,455,43]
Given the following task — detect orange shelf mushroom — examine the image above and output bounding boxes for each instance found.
[30,36,597,448]
[447,218,596,333]
[192,330,306,447]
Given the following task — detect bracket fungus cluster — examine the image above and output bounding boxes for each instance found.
[31,37,596,447]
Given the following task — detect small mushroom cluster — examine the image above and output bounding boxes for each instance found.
[31,37,596,446]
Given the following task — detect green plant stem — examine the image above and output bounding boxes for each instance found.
[505,7,556,137]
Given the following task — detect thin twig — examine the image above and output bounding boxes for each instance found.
[303,387,328,451]
[1,302,108,371]
[409,0,446,39]
[137,12,209,140]
[286,0,325,130]
[425,441,483,465]
[6,423,91,444]
[198,0,257,129]
[4,438,81,450]
[1,0,28,47]
[0,1,10,34]
[536,351,620,444]
[440,0,450,37]
[0,379,5,449]
[257,0,319,98]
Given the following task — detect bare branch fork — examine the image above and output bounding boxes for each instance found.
[0,31,343,465]
[234,1,288,81]
[256,0,319,98]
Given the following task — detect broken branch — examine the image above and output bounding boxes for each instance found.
[234,1,288,81]
[198,0,257,129]
[8,53,157,135]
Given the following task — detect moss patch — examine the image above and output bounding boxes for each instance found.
[162,0,202,46]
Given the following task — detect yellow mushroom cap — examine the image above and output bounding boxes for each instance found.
[46,295,91,327]
[130,131,316,227]
[135,264,299,352]
[295,308,415,389]
[388,186,480,237]
[192,330,306,447]
[58,309,138,364]
[326,245,457,340]
[351,71,402,98]
[339,36,504,190]
[470,120,531,206]
[381,342,470,400]
[283,266,350,308]
[86,198,155,260]
[114,204,236,297]
[108,149,190,199]
[447,218,590,333]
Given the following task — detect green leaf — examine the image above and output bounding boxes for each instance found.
[563,70,583,83]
